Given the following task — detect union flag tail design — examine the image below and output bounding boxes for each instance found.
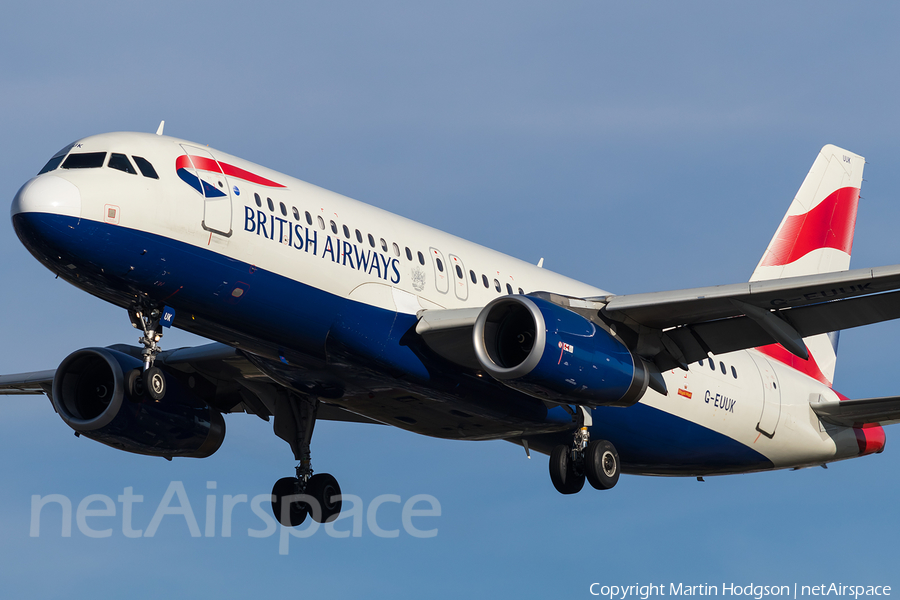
[751,145,865,386]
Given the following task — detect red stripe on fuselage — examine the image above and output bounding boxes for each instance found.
[175,155,285,188]
[755,343,831,386]
[854,425,886,455]
[759,187,859,267]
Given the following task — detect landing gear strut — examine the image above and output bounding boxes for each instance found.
[128,305,166,400]
[270,392,342,526]
[548,407,620,494]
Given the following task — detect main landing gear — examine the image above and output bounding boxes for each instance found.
[128,304,167,400]
[548,408,620,494]
[270,392,342,526]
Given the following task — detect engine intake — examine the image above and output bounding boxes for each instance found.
[52,348,225,458]
[473,296,649,407]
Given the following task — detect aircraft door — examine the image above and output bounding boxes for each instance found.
[181,145,233,237]
[749,352,781,437]
[429,248,449,294]
[449,254,468,301]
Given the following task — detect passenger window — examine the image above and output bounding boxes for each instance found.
[368,234,375,248]
[405,247,412,261]
[380,238,388,252]
[343,224,350,239]
[317,216,325,229]
[254,193,262,208]
[292,207,300,221]
[506,283,513,294]
[720,362,726,375]
[699,359,704,367]
[418,251,425,265]
[731,366,738,379]
[280,202,287,217]
[709,359,716,371]
[482,274,489,288]
[469,270,477,284]
[132,156,159,179]
[436,258,444,272]
[518,288,524,295]
[108,153,136,174]
[62,152,106,169]
[330,220,338,234]
[267,198,274,212]
[393,243,400,256]
[356,230,363,243]
[38,155,65,174]
[494,279,501,292]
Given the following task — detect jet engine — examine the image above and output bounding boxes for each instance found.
[473,296,649,407]
[51,347,225,458]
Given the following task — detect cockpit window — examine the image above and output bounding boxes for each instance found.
[108,153,137,175]
[132,156,159,179]
[38,155,65,175]
[38,142,77,174]
[62,152,106,169]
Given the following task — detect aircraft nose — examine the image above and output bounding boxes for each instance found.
[11,175,81,218]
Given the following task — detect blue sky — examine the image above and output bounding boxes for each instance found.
[2,1,900,597]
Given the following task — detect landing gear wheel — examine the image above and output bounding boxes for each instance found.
[145,366,166,401]
[549,444,585,495]
[306,473,342,523]
[126,369,145,398]
[271,477,308,527]
[585,440,620,490]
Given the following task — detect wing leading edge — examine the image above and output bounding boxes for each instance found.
[0,343,382,426]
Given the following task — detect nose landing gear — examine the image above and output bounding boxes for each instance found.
[548,407,620,494]
[128,305,167,400]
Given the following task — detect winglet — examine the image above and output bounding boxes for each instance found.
[156,120,165,136]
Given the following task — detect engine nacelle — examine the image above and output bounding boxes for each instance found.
[51,348,225,458]
[473,296,649,407]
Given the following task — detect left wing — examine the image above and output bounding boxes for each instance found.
[0,342,382,426]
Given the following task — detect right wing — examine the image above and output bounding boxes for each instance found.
[410,263,900,376]
[592,264,900,370]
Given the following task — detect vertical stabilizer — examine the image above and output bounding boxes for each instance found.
[751,145,865,386]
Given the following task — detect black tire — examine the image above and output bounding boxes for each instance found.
[306,473,342,523]
[145,366,166,401]
[126,369,144,399]
[585,439,620,490]
[271,477,308,527]
[549,444,585,494]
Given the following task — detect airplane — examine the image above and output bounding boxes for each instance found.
[4,125,900,527]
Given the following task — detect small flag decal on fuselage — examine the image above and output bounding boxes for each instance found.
[677,388,692,399]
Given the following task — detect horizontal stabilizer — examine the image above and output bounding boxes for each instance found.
[812,395,900,427]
